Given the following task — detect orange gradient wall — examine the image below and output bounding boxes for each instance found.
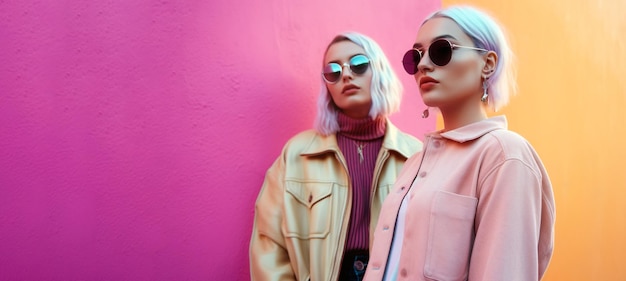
[436,0,626,279]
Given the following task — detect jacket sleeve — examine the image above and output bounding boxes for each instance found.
[249,150,297,281]
[469,158,554,281]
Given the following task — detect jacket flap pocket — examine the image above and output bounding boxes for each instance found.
[286,182,332,208]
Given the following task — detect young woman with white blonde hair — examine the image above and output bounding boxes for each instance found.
[365,6,556,281]
[250,32,422,281]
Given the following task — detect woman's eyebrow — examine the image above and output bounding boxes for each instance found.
[413,34,458,49]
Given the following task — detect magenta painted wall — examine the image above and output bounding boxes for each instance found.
[0,0,437,279]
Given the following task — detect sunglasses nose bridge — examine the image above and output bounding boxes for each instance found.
[416,49,435,72]
[339,62,354,79]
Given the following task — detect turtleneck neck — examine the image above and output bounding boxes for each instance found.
[337,111,386,141]
[335,111,387,252]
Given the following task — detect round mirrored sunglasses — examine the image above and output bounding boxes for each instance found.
[322,54,371,84]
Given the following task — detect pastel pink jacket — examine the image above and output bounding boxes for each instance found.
[364,116,555,281]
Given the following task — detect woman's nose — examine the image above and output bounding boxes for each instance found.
[417,51,434,74]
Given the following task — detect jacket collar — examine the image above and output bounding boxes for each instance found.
[301,120,415,159]
[433,115,508,143]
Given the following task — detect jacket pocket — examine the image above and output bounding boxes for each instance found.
[424,190,477,281]
[283,181,333,239]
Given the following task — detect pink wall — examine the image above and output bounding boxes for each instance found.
[0,0,437,279]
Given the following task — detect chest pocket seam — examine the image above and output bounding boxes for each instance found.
[283,181,334,239]
[286,182,332,208]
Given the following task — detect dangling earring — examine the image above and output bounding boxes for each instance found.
[481,78,489,103]
[421,108,429,118]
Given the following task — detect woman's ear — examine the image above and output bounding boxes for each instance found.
[482,51,498,78]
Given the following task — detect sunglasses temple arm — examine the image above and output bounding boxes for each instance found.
[455,45,489,52]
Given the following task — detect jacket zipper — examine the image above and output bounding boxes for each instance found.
[334,147,390,280]
[331,152,351,281]
[369,149,389,248]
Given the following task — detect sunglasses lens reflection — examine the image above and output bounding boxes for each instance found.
[349,55,370,75]
[323,63,342,83]
[322,55,370,83]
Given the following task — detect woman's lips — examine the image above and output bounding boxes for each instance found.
[419,76,439,91]
[420,82,438,91]
[342,84,360,94]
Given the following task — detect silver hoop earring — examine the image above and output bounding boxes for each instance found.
[421,108,429,118]
[481,79,489,103]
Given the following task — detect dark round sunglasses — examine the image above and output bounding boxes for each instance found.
[402,39,488,74]
[322,54,370,84]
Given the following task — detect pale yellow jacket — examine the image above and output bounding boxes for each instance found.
[249,121,422,281]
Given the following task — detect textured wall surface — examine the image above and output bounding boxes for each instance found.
[0,0,437,279]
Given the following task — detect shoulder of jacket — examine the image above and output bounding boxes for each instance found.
[480,129,544,167]
[284,129,321,147]
[386,124,423,157]
[397,130,422,145]
[280,129,327,155]
[485,129,531,150]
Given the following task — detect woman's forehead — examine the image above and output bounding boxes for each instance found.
[324,41,365,63]
[416,17,471,46]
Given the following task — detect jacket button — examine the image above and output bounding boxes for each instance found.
[383,225,389,231]
[354,260,365,271]
[433,141,441,148]
[419,171,427,178]
[308,193,312,203]
[400,268,407,277]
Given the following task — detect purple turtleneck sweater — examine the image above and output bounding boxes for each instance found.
[336,112,386,251]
